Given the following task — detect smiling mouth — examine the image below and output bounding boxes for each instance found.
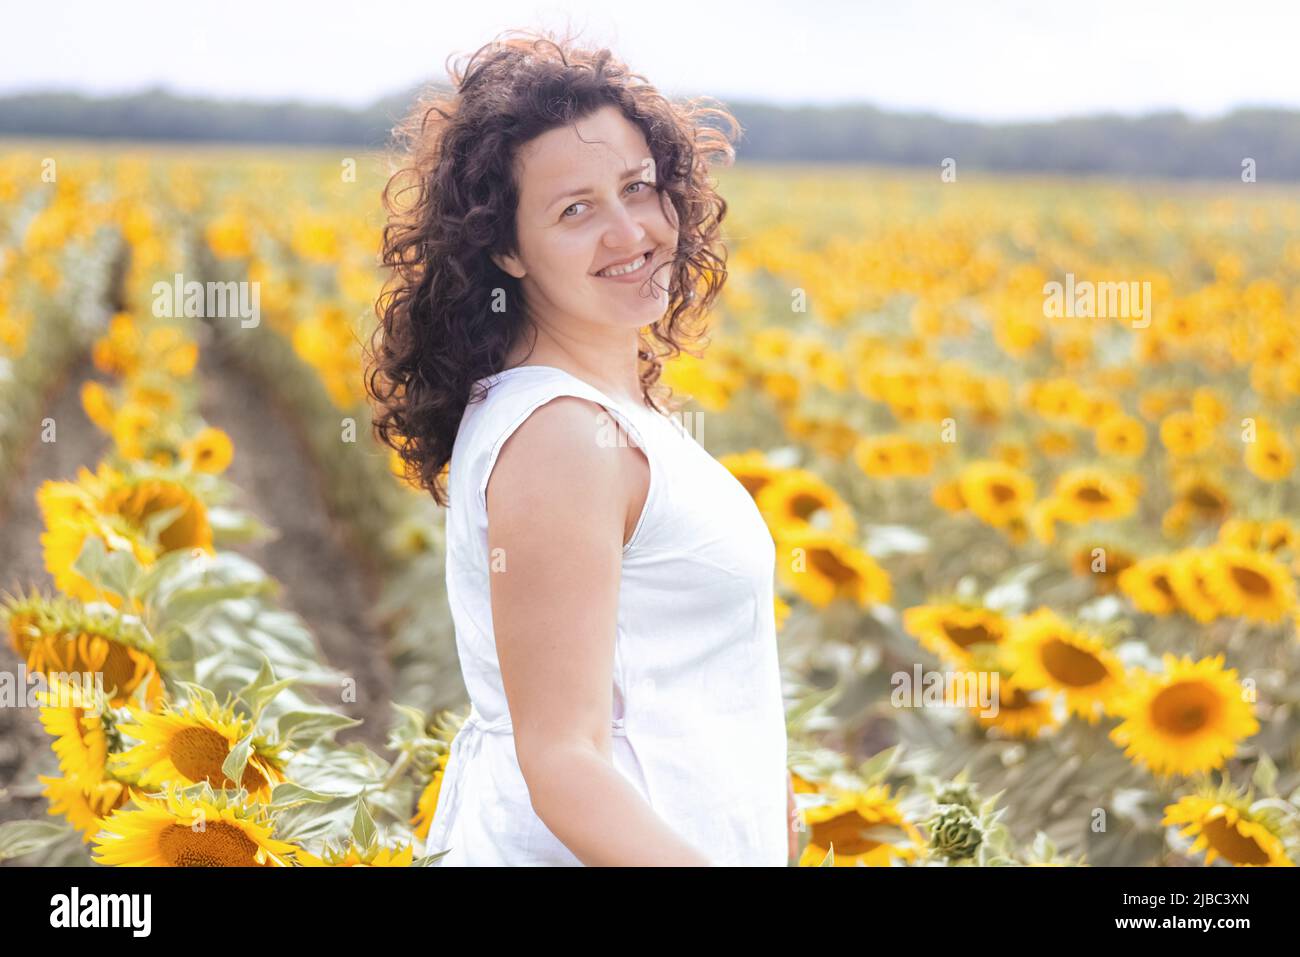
[594,248,656,278]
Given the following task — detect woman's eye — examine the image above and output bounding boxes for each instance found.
[562,183,651,219]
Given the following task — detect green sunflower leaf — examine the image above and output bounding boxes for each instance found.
[0,820,72,861]
[277,709,363,748]
[223,731,254,789]
[71,534,141,599]
[1252,753,1279,797]
[352,796,377,850]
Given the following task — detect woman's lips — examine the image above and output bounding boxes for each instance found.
[594,248,655,282]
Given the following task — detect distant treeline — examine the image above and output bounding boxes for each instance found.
[2,87,1298,180]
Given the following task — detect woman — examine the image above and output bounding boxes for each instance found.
[365,29,797,866]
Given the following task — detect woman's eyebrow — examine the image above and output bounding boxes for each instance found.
[545,166,647,210]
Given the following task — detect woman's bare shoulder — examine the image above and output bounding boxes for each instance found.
[485,394,645,546]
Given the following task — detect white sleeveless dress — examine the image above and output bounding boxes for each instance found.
[426,364,789,866]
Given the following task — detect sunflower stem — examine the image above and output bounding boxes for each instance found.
[380,749,413,791]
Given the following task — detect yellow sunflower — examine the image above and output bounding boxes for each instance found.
[855,434,935,479]
[112,695,290,801]
[798,784,924,866]
[1160,410,1214,457]
[37,463,213,602]
[1218,518,1296,555]
[993,441,1030,469]
[790,769,818,794]
[179,426,234,474]
[1118,555,1181,616]
[1051,468,1137,524]
[92,784,299,866]
[99,476,212,554]
[80,380,117,433]
[35,678,112,791]
[718,450,781,500]
[1167,548,1225,623]
[1244,430,1294,481]
[6,591,164,707]
[1163,790,1293,867]
[968,676,1061,739]
[1005,608,1127,723]
[1070,544,1136,593]
[1028,497,1068,545]
[1192,387,1228,426]
[1035,429,1075,457]
[901,603,1008,666]
[145,326,199,377]
[126,382,179,415]
[38,773,132,843]
[410,751,449,840]
[205,210,253,259]
[786,413,860,460]
[762,370,802,407]
[931,478,965,513]
[36,469,150,604]
[1095,414,1147,457]
[1173,473,1231,525]
[297,843,416,867]
[956,460,1036,530]
[1201,545,1297,623]
[1109,654,1259,778]
[92,312,139,377]
[755,469,857,539]
[109,401,161,460]
[37,513,152,607]
[775,529,892,609]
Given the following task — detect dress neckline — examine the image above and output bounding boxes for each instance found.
[483,364,668,420]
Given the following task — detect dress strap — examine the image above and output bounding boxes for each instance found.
[473,367,659,554]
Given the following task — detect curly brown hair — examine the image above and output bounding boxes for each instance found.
[363,27,741,507]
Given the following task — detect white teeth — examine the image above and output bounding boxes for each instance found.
[597,253,648,277]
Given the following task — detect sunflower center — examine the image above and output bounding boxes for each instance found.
[98,642,143,697]
[1186,487,1225,511]
[1202,815,1270,866]
[807,548,860,584]
[1229,565,1273,597]
[1074,486,1111,504]
[105,485,204,552]
[1001,687,1033,711]
[990,483,1016,504]
[158,820,264,866]
[1040,638,1110,686]
[35,634,140,698]
[813,811,883,857]
[789,494,828,522]
[1151,681,1218,736]
[943,622,997,648]
[169,727,269,793]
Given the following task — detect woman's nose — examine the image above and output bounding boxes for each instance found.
[603,201,648,248]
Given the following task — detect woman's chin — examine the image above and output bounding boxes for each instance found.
[588,294,670,325]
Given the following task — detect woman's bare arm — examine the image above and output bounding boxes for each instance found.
[485,395,711,866]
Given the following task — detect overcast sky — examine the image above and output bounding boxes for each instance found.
[6,0,1298,122]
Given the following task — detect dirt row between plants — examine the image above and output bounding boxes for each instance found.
[0,341,394,845]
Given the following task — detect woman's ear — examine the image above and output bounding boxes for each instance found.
[491,251,526,279]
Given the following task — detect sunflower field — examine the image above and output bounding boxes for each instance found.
[1,144,1299,867]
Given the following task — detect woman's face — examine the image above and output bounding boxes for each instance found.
[493,104,680,333]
